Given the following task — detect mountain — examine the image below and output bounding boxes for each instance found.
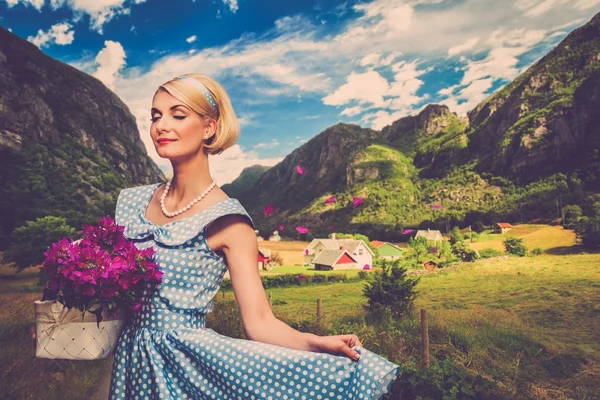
[467,12,600,187]
[0,27,165,249]
[221,164,271,198]
[235,13,600,239]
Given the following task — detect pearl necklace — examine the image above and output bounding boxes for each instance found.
[160,178,217,218]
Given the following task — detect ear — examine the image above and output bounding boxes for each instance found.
[203,118,217,141]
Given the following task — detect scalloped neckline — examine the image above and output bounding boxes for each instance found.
[140,182,235,228]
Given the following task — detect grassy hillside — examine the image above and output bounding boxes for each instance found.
[471,225,577,254]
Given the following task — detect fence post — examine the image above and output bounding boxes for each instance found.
[421,309,430,368]
[316,298,322,329]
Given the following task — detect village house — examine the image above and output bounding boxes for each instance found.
[370,240,403,260]
[415,229,444,243]
[495,222,513,234]
[312,249,359,271]
[268,230,281,241]
[423,260,438,271]
[257,248,271,270]
[303,233,374,270]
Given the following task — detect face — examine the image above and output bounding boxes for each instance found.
[150,90,216,160]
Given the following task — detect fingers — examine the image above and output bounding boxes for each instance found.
[347,334,362,348]
[341,343,361,362]
[341,334,362,362]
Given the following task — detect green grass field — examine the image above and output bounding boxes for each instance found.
[0,225,598,399]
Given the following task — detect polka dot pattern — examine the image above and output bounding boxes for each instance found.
[108,183,401,399]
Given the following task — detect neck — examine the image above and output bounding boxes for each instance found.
[168,154,215,202]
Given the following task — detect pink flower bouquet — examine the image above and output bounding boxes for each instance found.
[34,216,163,360]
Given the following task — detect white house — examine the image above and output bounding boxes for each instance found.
[268,231,281,241]
[415,229,444,243]
[303,233,374,270]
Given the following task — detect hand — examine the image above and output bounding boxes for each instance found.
[309,334,363,362]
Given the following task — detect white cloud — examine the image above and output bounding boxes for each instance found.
[514,0,600,17]
[27,22,75,48]
[47,0,134,34]
[438,26,548,115]
[212,145,281,184]
[448,38,479,56]
[362,109,409,130]
[92,40,127,91]
[341,106,364,117]
[4,0,44,10]
[188,49,197,55]
[461,28,546,85]
[359,52,402,67]
[253,140,280,149]
[223,0,238,13]
[186,35,197,43]
[323,70,390,107]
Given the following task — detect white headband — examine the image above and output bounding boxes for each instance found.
[174,76,219,114]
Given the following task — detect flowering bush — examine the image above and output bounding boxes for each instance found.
[41,216,163,324]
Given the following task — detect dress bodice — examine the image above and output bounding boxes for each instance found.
[114,182,255,315]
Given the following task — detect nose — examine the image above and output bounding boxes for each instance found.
[155,116,171,133]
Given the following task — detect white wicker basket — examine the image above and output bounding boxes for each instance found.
[34,300,126,360]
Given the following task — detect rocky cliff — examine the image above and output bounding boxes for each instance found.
[0,27,165,248]
[467,13,600,185]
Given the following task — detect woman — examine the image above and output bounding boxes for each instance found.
[108,73,401,399]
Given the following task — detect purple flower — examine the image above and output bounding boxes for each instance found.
[353,197,365,208]
[324,196,336,204]
[263,205,274,217]
[41,215,162,324]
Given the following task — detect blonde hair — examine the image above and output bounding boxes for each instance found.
[156,73,239,155]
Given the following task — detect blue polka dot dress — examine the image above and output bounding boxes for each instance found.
[108,182,401,400]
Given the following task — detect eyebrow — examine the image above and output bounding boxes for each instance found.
[150,105,189,113]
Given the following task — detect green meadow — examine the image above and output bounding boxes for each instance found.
[0,229,598,399]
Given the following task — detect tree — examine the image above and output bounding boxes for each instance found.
[362,259,419,322]
[472,221,486,233]
[4,216,77,271]
[449,226,463,245]
[452,241,480,262]
[579,202,600,249]
[563,205,583,229]
[503,237,527,257]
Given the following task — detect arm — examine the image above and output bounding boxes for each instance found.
[208,214,320,352]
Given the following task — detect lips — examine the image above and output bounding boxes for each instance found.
[157,139,177,144]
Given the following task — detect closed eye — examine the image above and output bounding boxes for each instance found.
[150,116,186,122]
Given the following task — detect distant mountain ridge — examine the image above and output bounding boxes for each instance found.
[231,13,600,240]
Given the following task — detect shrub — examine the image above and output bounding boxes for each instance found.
[449,226,463,245]
[4,216,77,271]
[452,241,480,262]
[268,252,283,266]
[357,270,369,280]
[504,237,527,257]
[463,231,479,242]
[392,357,497,399]
[362,259,419,321]
[479,248,503,258]
[532,247,543,256]
[472,221,486,233]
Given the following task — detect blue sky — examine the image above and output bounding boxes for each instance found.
[1,0,599,183]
